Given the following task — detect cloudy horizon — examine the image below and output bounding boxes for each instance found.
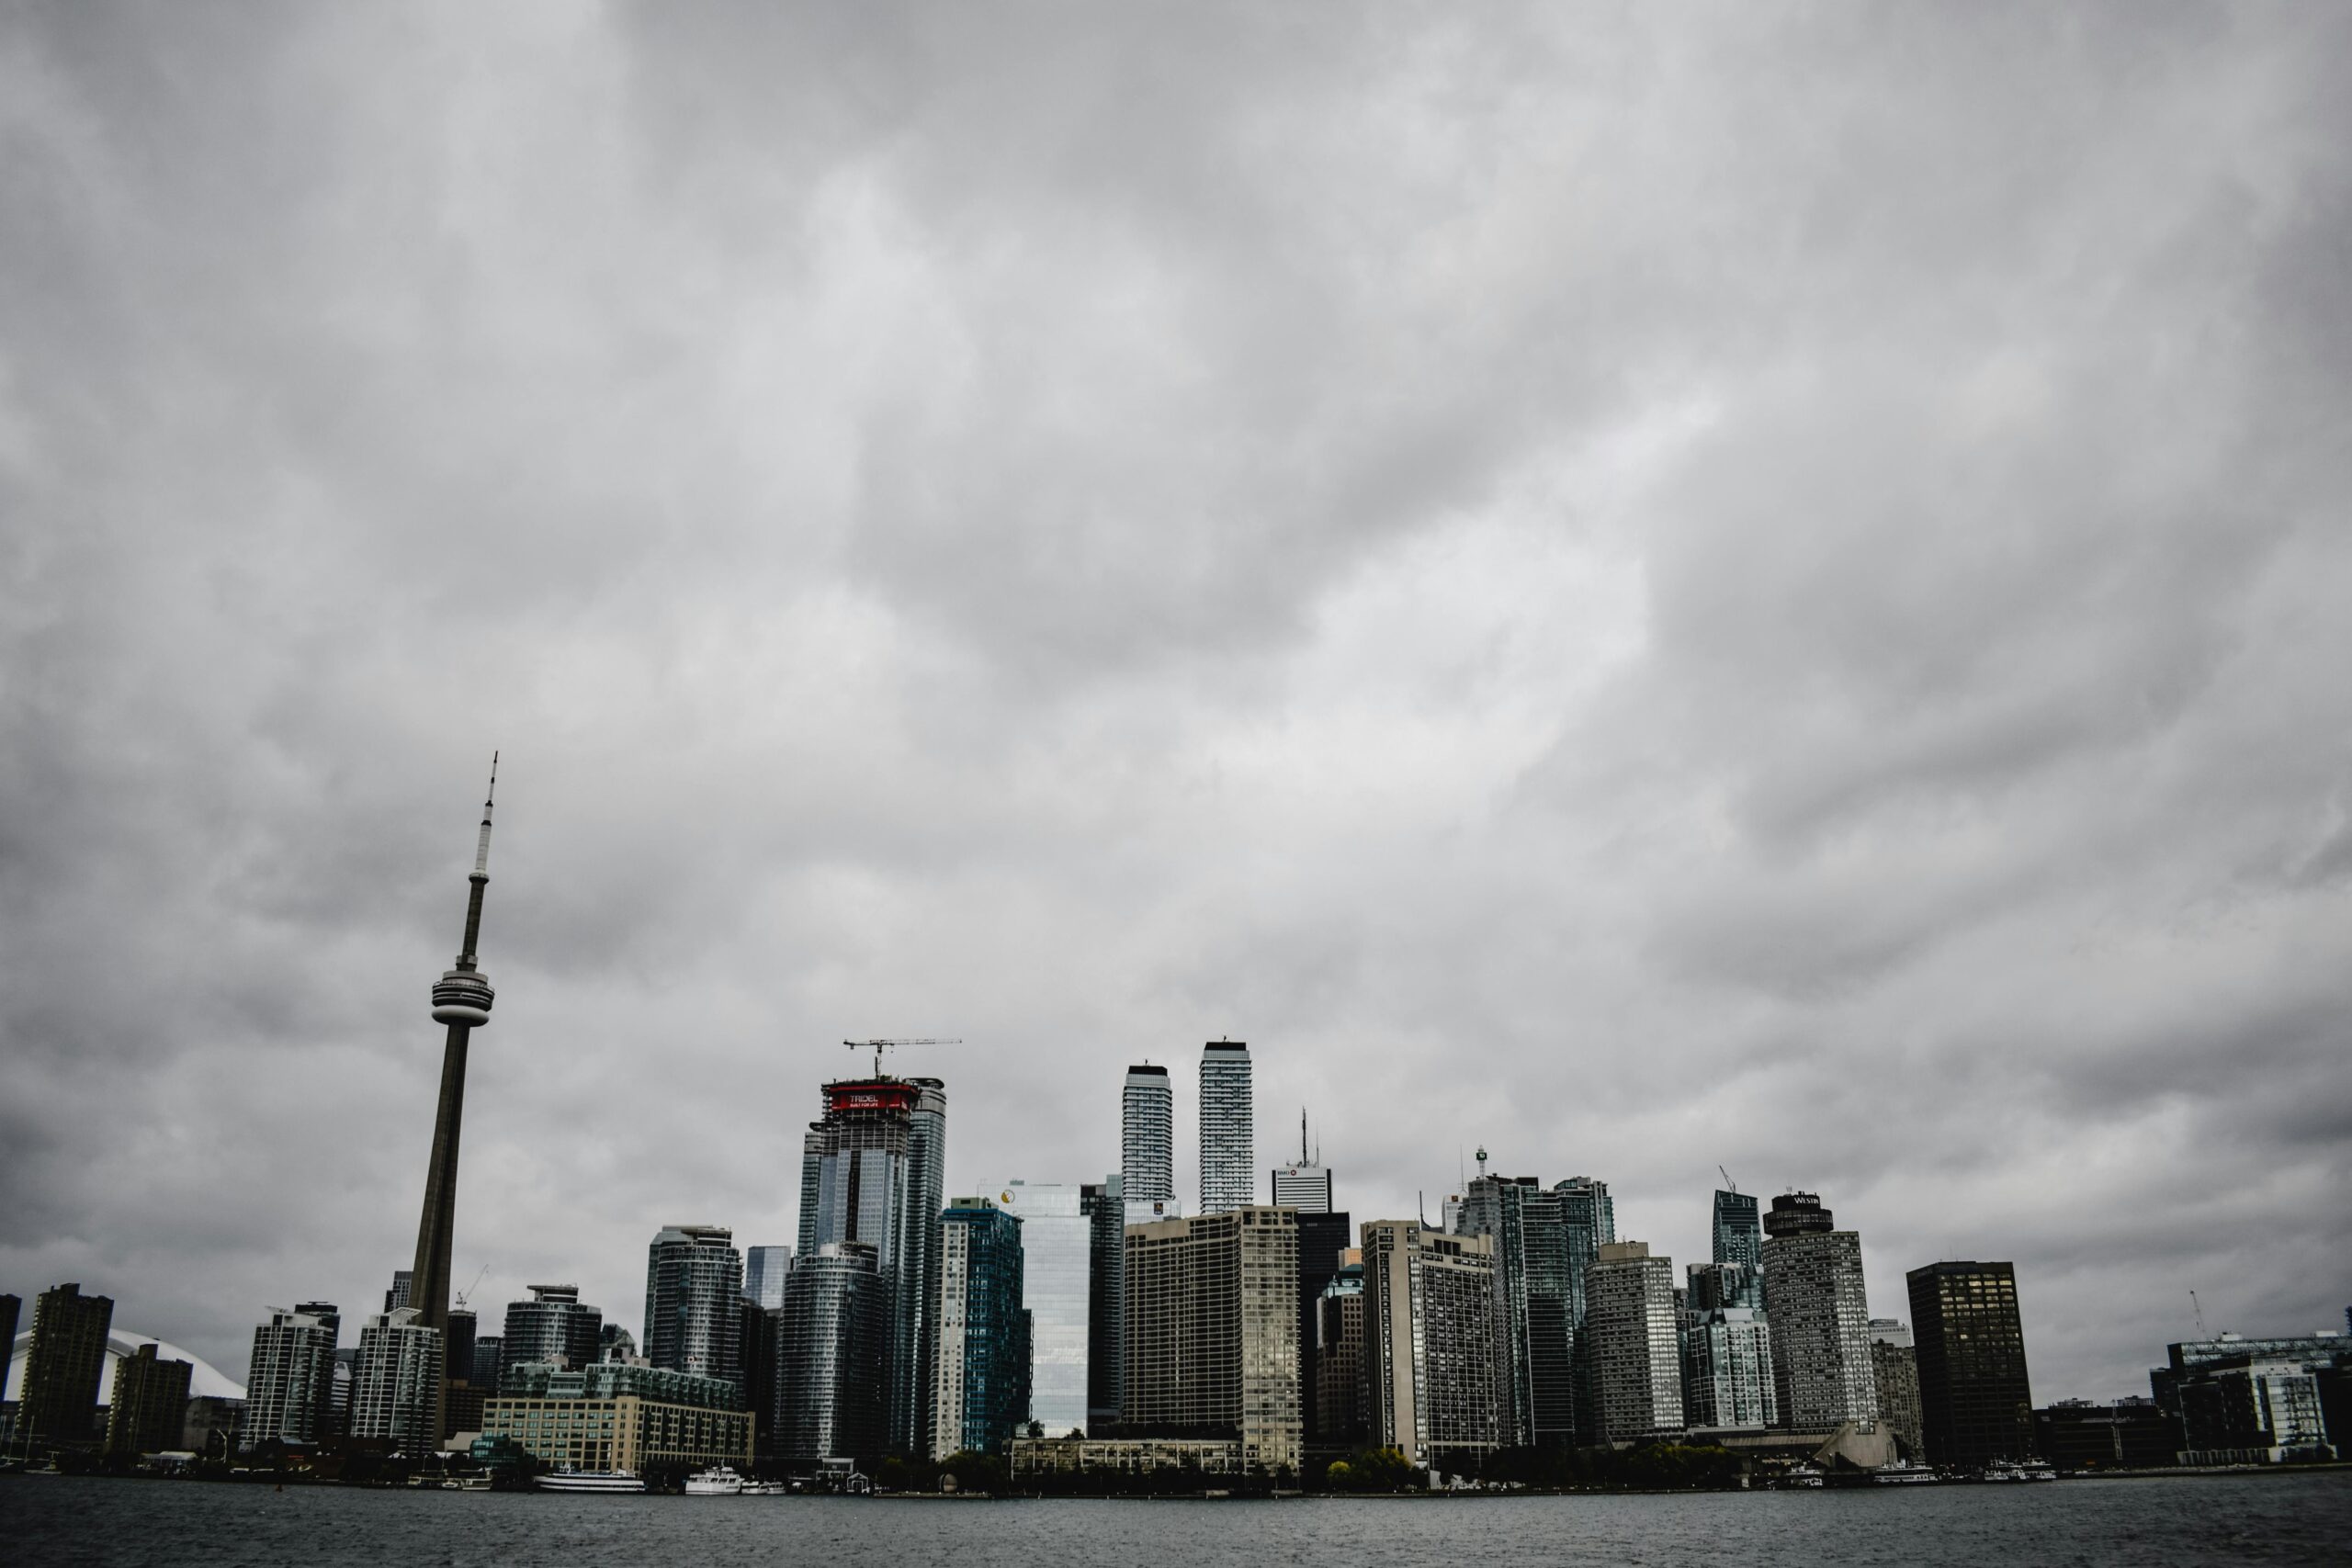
[4,1,2348,1408]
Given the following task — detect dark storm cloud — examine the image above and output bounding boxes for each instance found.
[2,1,2346,1403]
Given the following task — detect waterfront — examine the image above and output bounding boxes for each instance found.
[5,1473,2349,1567]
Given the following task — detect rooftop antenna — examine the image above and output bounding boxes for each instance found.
[1418,1189,1427,1228]
[1301,1108,1310,1166]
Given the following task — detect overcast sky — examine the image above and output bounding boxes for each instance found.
[4,2,2347,1406]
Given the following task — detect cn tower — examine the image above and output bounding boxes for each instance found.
[408,755,500,1439]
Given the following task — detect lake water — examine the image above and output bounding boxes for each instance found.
[5,1472,2348,1567]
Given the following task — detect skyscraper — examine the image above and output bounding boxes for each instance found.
[797,1073,947,1454]
[1362,1221,1499,1474]
[1906,1262,2033,1470]
[1081,1175,1125,1428]
[1315,1255,1369,1445]
[644,1224,745,1390]
[776,1241,889,1464]
[1272,1111,1332,1212]
[500,1285,603,1380]
[984,1179,1095,1438]
[1712,1189,1761,1269]
[1198,1041,1254,1215]
[1453,1174,1577,1448]
[1555,1175,1616,1444]
[19,1282,113,1444]
[348,1308,444,1454]
[1122,1064,1174,1207]
[1295,1209,1354,1449]
[744,1246,794,1311]
[243,1305,337,1449]
[1585,1242,1684,1442]
[1124,1207,1303,1473]
[932,1197,1030,1458]
[1761,1192,1878,1429]
[407,760,503,1443]
[1680,1306,1776,1431]
[106,1344,193,1457]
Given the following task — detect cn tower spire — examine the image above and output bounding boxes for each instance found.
[409,754,502,1444]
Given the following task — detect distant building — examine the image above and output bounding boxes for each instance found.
[2034,1397,2182,1472]
[933,1196,1030,1458]
[1122,1065,1174,1206]
[469,1337,503,1388]
[1198,1043,1254,1215]
[1586,1242,1683,1441]
[483,1358,751,1474]
[1712,1190,1761,1270]
[776,1241,889,1465]
[1081,1176,1125,1429]
[182,1395,245,1458]
[644,1224,744,1389]
[1272,1119,1334,1214]
[1761,1193,1877,1429]
[1124,1206,1302,1473]
[19,1283,114,1444]
[1454,1175,1577,1448]
[987,1179,1095,1436]
[500,1285,602,1381]
[1362,1220,1497,1475]
[744,1246,794,1311]
[1315,1255,1369,1444]
[1869,1319,1925,1459]
[1688,1260,1762,1313]
[1680,1305,1775,1431]
[2151,1331,2350,1413]
[105,1343,193,1457]
[599,1324,635,1362]
[1295,1210,1354,1448]
[384,1270,413,1314]
[348,1308,444,1454]
[2176,1358,2337,1465]
[1906,1262,2032,1469]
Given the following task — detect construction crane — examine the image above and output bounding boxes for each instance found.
[2190,1290,2208,1337]
[844,1037,961,1077]
[1719,1165,1737,1193]
[455,1263,489,1312]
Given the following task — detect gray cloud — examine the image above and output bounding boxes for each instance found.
[2,2,2346,1404]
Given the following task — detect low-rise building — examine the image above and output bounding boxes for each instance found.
[2034,1398,2181,1471]
[481,1358,752,1474]
[1008,1435,1241,1477]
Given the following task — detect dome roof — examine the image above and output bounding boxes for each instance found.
[6,1329,247,1403]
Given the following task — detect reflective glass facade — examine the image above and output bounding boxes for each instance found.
[986,1179,1094,1437]
[1082,1176,1124,1427]
[933,1199,1030,1457]
[743,1246,793,1310]
[777,1242,889,1462]
[1455,1177,1576,1447]
[643,1224,743,1389]
[1712,1189,1762,1269]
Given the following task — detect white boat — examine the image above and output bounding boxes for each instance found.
[534,1468,647,1494]
[1873,1461,1939,1483]
[684,1465,746,1495]
[1983,1459,2058,1483]
[741,1479,788,1495]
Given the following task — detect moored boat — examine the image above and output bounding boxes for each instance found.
[684,1464,746,1495]
[534,1468,647,1494]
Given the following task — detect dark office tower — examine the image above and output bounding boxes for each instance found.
[1455,1175,1577,1448]
[777,1242,890,1465]
[740,1303,788,1462]
[1315,1257,1369,1444]
[1295,1209,1354,1448]
[645,1224,745,1389]
[1081,1175,1125,1428]
[444,1310,476,1386]
[470,1337,503,1388]
[406,760,503,1444]
[1762,1193,1877,1429]
[1554,1175,1614,1443]
[1122,1065,1174,1206]
[1198,1042,1254,1215]
[798,1075,947,1455]
[20,1282,113,1443]
[932,1198,1031,1459]
[104,1343,193,1458]
[244,1305,338,1448]
[1712,1190,1761,1270]
[385,1270,413,1313]
[1906,1262,2033,1470]
[500,1285,603,1379]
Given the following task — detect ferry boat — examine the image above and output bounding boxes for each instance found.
[1872,1461,1940,1484]
[741,1478,788,1495]
[684,1465,747,1495]
[1983,1458,2057,1483]
[534,1468,647,1494]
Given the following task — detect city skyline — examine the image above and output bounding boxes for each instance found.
[5,2,2349,1424]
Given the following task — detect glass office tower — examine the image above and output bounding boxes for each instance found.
[1455,1175,1577,1447]
[743,1246,794,1310]
[1081,1175,1125,1428]
[986,1179,1095,1436]
[1712,1189,1762,1270]
[933,1198,1030,1458]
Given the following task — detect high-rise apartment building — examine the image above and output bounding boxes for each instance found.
[932,1197,1031,1459]
[1124,1206,1302,1473]
[644,1224,744,1390]
[348,1308,445,1454]
[500,1285,603,1381]
[1585,1242,1683,1442]
[1197,1042,1254,1215]
[1712,1189,1761,1270]
[798,1074,946,1455]
[1454,1175,1577,1448]
[1680,1306,1776,1431]
[1906,1262,2033,1470]
[744,1246,794,1310]
[1081,1176,1125,1429]
[1870,1318,1925,1458]
[776,1241,889,1464]
[19,1283,114,1444]
[985,1179,1093,1437]
[1122,1065,1174,1206]
[243,1304,338,1449]
[1761,1192,1877,1428]
[105,1343,193,1457]
[1314,1256,1369,1445]
[1362,1221,1498,1475]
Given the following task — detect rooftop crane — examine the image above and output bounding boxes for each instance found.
[2190,1289,2208,1337]
[844,1037,962,1077]
[1719,1165,1737,1194]
[455,1263,489,1312]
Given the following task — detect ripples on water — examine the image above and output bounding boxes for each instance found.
[5,1474,2348,1568]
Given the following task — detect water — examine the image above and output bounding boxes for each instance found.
[5,1473,2348,1567]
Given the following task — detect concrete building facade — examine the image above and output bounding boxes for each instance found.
[1123,1206,1301,1473]
[1362,1221,1498,1475]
